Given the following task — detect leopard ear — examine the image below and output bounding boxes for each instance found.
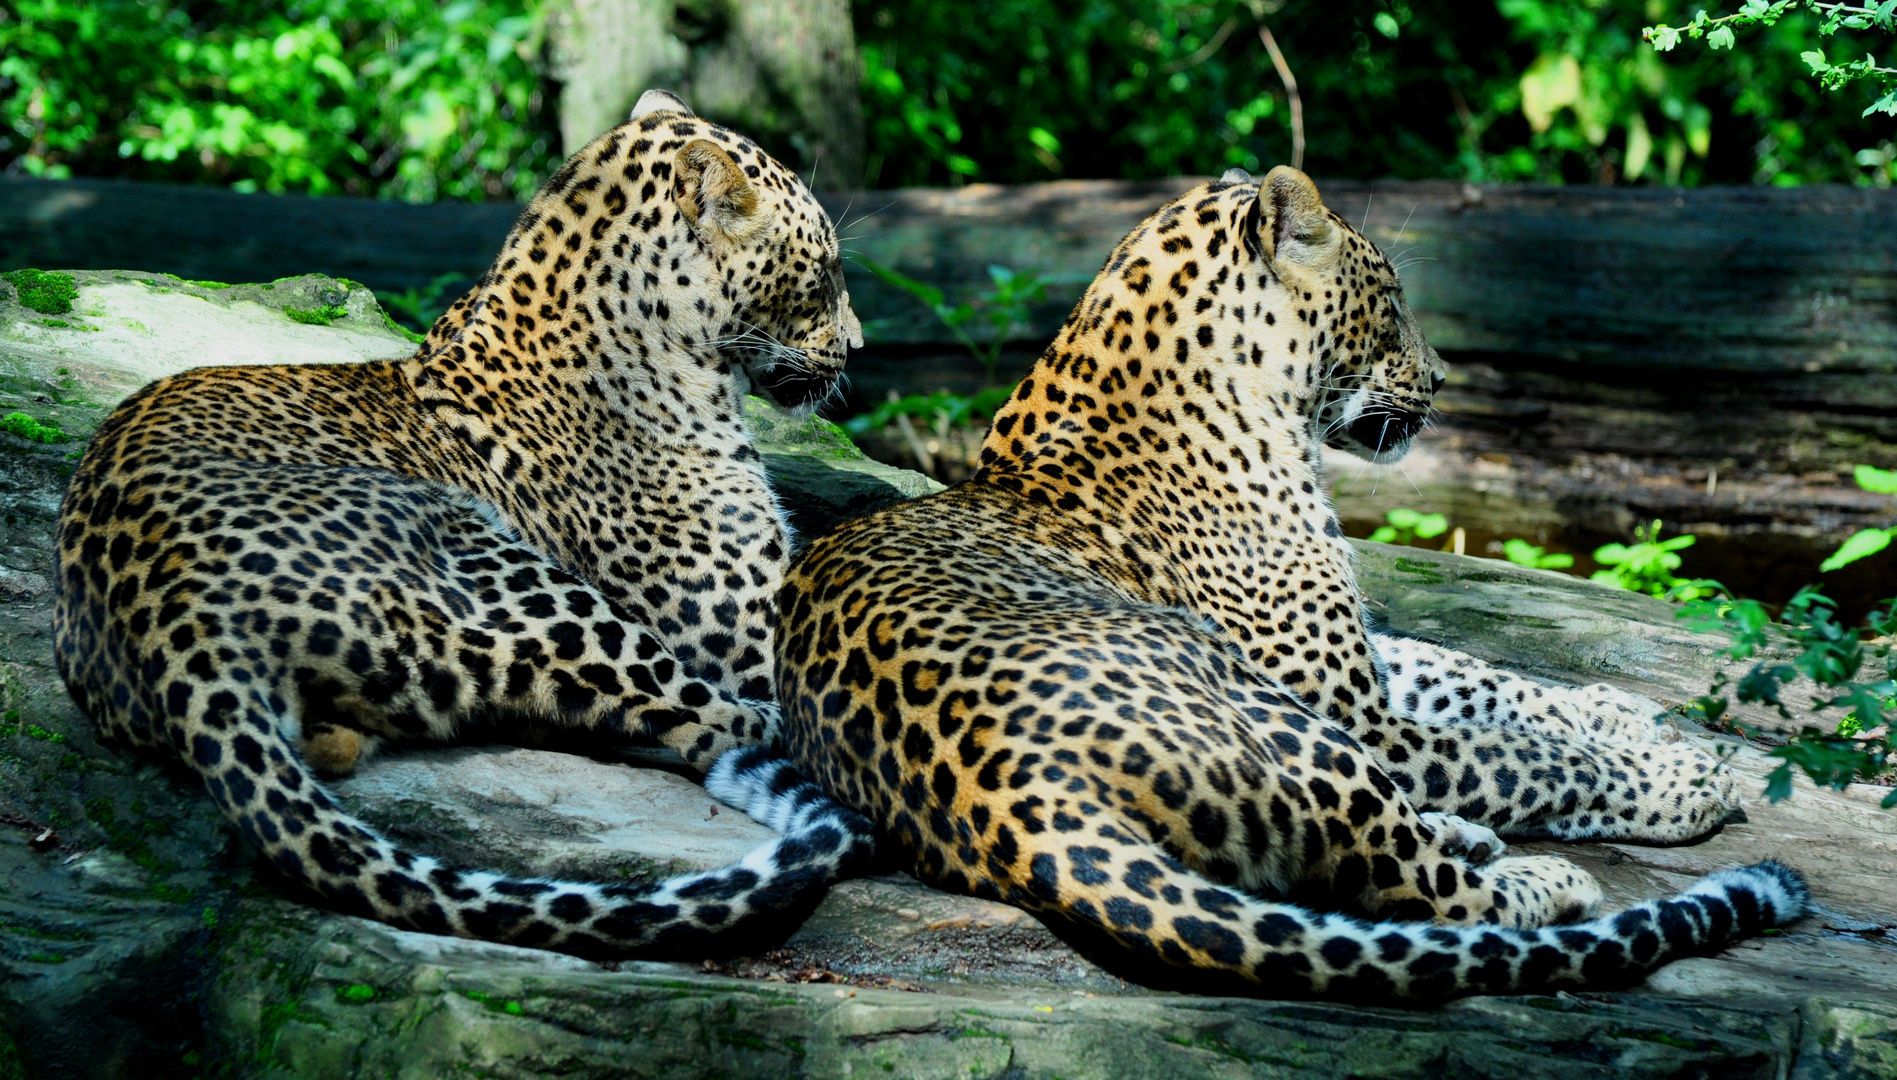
[1260,165,1338,267]
[632,89,693,120]
[674,139,764,245]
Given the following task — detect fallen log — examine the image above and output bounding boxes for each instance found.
[5,175,1894,373]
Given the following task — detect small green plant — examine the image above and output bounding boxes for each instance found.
[376,272,472,335]
[1501,538,1576,570]
[1369,508,1449,546]
[1646,1,1897,118]
[1679,586,1896,808]
[2,268,78,314]
[842,386,1016,439]
[1820,464,1897,570]
[1590,519,1718,599]
[0,412,70,443]
[855,258,1051,384]
[335,984,377,1004]
[283,304,348,326]
[843,260,1053,465]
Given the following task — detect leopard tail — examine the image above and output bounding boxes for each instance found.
[1010,833,1803,1000]
[180,681,871,957]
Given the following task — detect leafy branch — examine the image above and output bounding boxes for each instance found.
[854,257,1052,384]
[1646,1,1897,116]
[1820,464,1897,571]
[1679,587,1897,808]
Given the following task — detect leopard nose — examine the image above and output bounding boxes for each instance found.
[1347,408,1425,453]
[1430,372,1447,393]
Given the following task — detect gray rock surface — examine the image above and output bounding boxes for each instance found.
[2,271,1894,1079]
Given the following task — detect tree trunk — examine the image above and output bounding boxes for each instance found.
[547,0,864,190]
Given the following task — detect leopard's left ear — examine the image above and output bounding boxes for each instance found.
[1246,165,1339,268]
[674,139,765,246]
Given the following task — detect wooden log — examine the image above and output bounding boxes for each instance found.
[824,178,1897,375]
[0,177,519,296]
[3,174,1894,373]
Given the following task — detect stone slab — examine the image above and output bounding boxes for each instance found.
[1,270,1894,1079]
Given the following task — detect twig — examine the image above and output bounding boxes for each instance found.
[1161,17,1239,74]
[889,392,936,475]
[1258,24,1304,171]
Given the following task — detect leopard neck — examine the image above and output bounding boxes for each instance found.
[973,230,1351,605]
[968,194,1391,729]
[397,141,756,463]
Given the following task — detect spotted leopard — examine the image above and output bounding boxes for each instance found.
[53,90,873,958]
[775,166,1802,999]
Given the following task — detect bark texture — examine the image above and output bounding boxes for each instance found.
[546,0,864,189]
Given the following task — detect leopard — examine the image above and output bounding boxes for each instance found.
[775,165,1804,1001]
[52,90,875,960]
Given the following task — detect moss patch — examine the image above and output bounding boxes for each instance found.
[2,268,79,315]
[0,1024,25,1080]
[284,304,348,326]
[0,412,70,444]
[336,984,377,1005]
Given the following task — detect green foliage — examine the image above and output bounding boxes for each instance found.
[843,387,1016,438]
[845,259,1048,448]
[376,271,471,335]
[857,258,1051,382]
[1819,464,1897,571]
[1501,537,1575,570]
[1646,1,1897,119]
[1590,519,1718,599]
[0,412,70,444]
[0,0,559,201]
[857,0,1897,188]
[1,268,77,314]
[1369,507,1449,546]
[1679,587,1897,808]
[335,984,377,1004]
[6,1,1893,196]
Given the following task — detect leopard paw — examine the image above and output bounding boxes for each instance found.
[1420,811,1507,865]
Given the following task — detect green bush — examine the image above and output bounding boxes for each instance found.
[0,0,559,201]
[2,1,1889,196]
[856,0,1896,187]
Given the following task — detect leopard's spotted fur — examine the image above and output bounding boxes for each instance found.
[53,91,872,958]
[775,167,1803,999]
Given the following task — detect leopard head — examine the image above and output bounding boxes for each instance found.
[1238,167,1445,463]
[628,90,862,411]
[435,90,861,427]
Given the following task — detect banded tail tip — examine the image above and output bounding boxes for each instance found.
[1693,859,1808,927]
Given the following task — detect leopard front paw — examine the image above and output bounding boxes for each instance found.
[1419,811,1506,865]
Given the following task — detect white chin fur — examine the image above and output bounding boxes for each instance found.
[1364,438,1414,464]
[1340,386,1369,427]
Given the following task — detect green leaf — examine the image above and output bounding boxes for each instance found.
[1802,49,1831,75]
[1707,25,1736,50]
[855,257,944,309]
[1856,464,1897,493]
[1412,513,1450,540]
[1763,762,1793,802]
[1649,25,1682,51]
[1821,528,1894,572]
[1592,543,1631,566]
